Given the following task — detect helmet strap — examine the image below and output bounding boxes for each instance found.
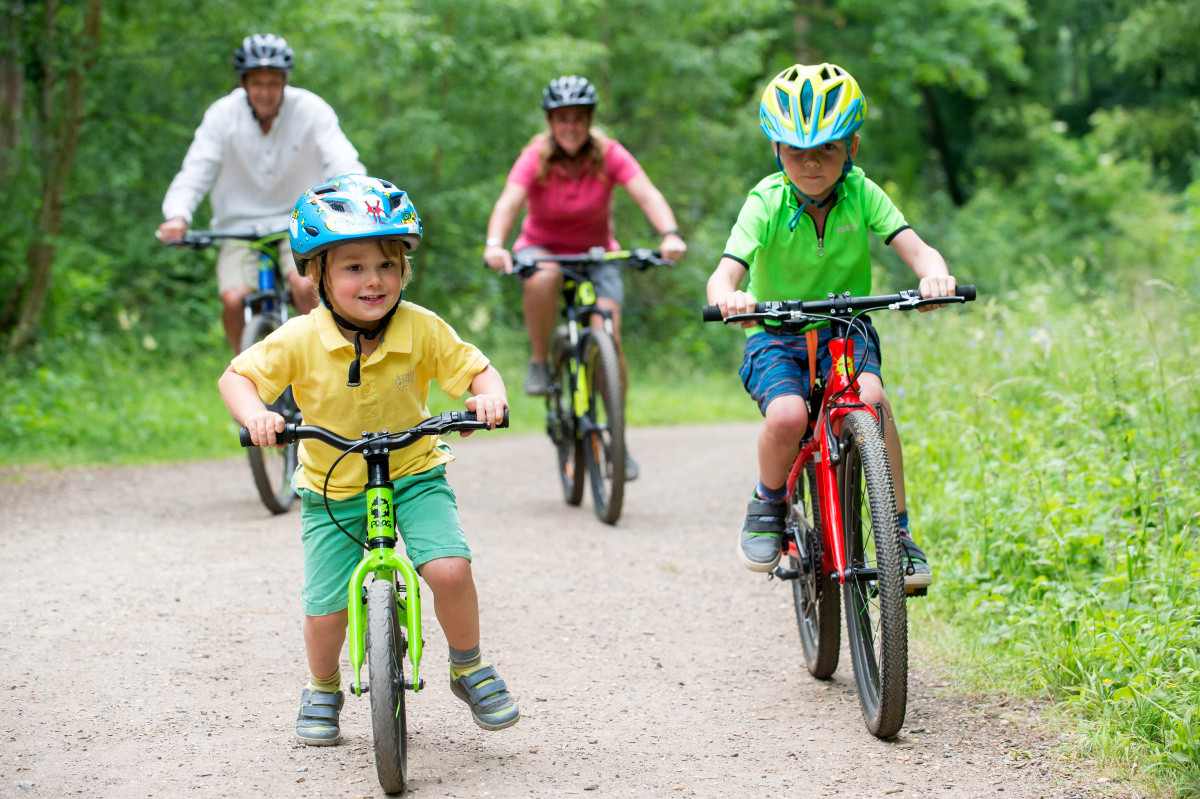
[317,281,403,387]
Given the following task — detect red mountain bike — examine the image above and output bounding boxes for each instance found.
[703,286,975,738]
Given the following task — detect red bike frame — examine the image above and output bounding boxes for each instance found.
[785,335,876,585]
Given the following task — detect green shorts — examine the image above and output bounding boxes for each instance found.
[297,465,471,616]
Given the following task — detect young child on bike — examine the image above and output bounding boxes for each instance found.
[219,174,519,745]
[706,63,958,591]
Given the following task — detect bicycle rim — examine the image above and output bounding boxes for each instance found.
[366,578,407,794]
[549,330,585,506]
[838,410,907,739]
[790,462,840,679]
[581,332,625,524]
[242,314,298,514]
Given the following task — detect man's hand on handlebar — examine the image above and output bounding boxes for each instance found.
[155,216,189,246]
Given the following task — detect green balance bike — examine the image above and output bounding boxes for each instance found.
[239,410,507,793]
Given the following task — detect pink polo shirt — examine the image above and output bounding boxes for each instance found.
[509,138,644,254]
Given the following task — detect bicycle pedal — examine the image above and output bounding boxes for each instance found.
[906,587,929,598]
[770,566,799,580]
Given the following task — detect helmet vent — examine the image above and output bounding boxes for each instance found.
[775,87,792,124]
[823,84,843,120]
[799,81,814,125]
[324,200,349,213]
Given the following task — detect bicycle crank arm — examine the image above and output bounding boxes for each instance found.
[771,565,800,580]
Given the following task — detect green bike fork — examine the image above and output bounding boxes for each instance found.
[347,481,424,698]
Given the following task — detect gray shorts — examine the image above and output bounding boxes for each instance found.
[514,247,624,306]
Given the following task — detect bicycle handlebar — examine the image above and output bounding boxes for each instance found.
[175,229,290,249]
[509,247,674,278]
[701,285,976,324]
[239,409,510,450]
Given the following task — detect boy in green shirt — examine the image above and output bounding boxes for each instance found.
[706,63,959,590]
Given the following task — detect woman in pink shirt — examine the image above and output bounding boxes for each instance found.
[483,77,687,472]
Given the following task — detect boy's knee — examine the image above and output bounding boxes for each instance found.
[763,396,809,439]
[418,557,474,593]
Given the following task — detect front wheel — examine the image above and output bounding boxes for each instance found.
[789,461,840,679]
[366,578,407,794]
[241,313,299,514]
[580,331,625,524]
[838,409,907,739]
[548,329,586,506]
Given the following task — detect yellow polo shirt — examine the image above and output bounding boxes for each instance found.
[231,302,489,499]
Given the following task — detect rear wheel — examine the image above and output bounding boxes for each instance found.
[548,329,585,506]
[789,461,840,679]
[580,331,625,524]
[366,578,407,794]
[838,410,907,739]
[241,313,299,514]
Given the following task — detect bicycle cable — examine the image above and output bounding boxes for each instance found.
[319,432,395,552]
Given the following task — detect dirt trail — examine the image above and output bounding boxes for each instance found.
[2,424,1114,798]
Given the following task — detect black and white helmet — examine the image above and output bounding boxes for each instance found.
[542,75,598,111]
[233,34,294,76]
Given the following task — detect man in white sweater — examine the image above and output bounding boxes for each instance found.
[157,34,365,350]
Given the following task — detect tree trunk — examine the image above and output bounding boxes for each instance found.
[918,84,966,207]
[0,0,23,180]
[7,0,103,353]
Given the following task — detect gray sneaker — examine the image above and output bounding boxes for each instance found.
[899,534,933,592]
[739,496,786,572]
[625,451,639,481]
[523,361,551,396]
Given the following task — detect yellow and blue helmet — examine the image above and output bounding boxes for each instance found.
[290,175,422,276]
[759,63,866,149]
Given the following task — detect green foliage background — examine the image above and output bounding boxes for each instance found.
[4,0,1200,794]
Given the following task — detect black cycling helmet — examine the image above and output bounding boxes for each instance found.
[233,33,294,77]
[542,75,598,111]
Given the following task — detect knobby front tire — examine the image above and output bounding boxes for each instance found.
[838,409,907,739]
[581,331,625,525]
[549,330,586,506]
[366,578,407,794]
[241,313,298,514]
[789,461,840,679]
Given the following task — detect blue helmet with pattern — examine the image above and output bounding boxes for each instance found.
[290,175,422,276]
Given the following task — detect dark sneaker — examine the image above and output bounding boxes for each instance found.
[625,451,639,482]
[899,534,933,592]
[739,496,786,572]
[450,664,520,731]
[523,361,551,396]
[295,687,344,746]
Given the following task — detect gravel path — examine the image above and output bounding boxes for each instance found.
[1,424,1120,798]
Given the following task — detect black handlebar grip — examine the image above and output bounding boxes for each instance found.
[701,305,724,322]
[957,285,976,302]
[238,423,297,448]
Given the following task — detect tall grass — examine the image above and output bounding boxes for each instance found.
[894,280,1200,795]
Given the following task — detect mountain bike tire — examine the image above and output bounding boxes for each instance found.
[366,578,407,794]
[789,461,841,679]
[580,331,625,525]
[241,313,298,514]
[838,409,907,739]
[549,330,585,506]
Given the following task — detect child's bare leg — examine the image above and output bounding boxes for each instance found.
[296,610,349,746]
[420,556,519,730]
[758,395,808,490]
[740,395,809,572]
[419,557,480,650]
[303,610,348,680]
